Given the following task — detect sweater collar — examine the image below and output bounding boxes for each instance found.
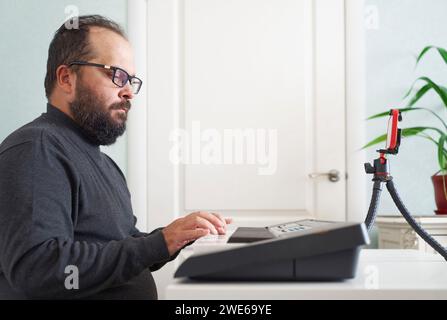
[44,103,101,152]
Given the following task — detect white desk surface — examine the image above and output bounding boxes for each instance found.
[166,231,447,300]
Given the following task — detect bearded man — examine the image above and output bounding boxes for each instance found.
[0,15,231,300]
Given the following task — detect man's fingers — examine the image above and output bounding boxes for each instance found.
[209,213,234,232]
[224,217,233,224]
[181,211,233,235]
[196,211,225,230]
[184,215,219,235]
[196,216,219,235]
[211,212,227,227]
[180,228,209,242]
[211,213,234,234]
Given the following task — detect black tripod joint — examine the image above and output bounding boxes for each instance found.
[364,157,392,182]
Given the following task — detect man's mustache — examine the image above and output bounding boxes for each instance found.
[110,101,131,111]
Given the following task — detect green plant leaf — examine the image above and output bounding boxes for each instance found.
[368,107,447,131]
[438,135,447,171]
[404,77,447,107]
[415,107,447,131]
[416,46,434,64]
[419,77,447,107]
[407,83,432,107]
[438,47,447,65]
[401,127,431,137]
[367,107,421,120]
[416,46,447,65]
[362,127,438,150]
[418,132,439,147]
[362,133,387,149]
[366,111,392,120]
[417,134,447,165]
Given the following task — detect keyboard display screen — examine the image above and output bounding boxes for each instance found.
[268,220,326,236]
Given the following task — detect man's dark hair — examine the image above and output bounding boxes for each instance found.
[44,14,127,99]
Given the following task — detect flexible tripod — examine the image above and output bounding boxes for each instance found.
[364,109,447,261]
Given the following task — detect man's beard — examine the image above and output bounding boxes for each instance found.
[69,82,131,146]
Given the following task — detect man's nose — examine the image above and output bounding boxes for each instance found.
[118,82,134,100]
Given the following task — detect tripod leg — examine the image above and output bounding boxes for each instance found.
[365,180,383,231]
[387,180,447,261]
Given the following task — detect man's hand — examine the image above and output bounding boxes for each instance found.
[161,211,233,256]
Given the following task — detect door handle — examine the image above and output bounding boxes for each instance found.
[308,169,340,182]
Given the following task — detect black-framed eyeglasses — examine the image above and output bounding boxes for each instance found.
[68,61,143,94]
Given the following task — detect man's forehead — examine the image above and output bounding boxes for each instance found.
[87,27,135,75]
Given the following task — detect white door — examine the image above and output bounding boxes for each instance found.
[127,0,355,298]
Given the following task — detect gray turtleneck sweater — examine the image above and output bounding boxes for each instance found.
[0,104,173,299]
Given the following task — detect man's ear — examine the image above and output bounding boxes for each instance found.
[55,65,76,95]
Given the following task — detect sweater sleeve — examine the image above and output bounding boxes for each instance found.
[130,223,182,272]
[0,131,170,299]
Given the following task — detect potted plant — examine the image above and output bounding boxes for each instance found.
[363,46,447,214]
